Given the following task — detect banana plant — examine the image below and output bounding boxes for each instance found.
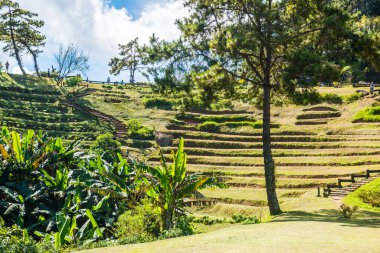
[143,138,225,230]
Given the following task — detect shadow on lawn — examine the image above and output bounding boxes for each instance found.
[272,209,380,228]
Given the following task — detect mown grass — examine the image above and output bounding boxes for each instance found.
[344,178,380,212]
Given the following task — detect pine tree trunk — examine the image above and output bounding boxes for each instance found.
[31,51,40,77]
[9,8,26,76]
[262,83,281,215]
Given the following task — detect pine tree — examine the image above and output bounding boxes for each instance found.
[0,0,45,76]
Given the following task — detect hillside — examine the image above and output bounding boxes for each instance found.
[0,74,112,149]
[77,83,380,219]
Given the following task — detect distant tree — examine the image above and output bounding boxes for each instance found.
[54,44,89,85]
[0,0,45,76]
[109,37,143,84]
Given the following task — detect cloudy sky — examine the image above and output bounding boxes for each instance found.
[2,0,187,81]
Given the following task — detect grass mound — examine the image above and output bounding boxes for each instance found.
[344,178,380,212]
[353,106,380,122]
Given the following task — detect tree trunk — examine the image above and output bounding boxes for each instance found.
[162,207,174,230]
[262,83,282,215]
[9,8,26,76]
[31,51,40,77]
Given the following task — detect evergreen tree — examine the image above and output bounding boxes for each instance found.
[0,0,45,76]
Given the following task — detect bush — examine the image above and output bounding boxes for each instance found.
[91,133,122,163]
[115,200,161,241]
[321,93,343,104]
[66,76,83,87]
[197,121,220,132]
[0,222,38,253]
[292,89,321,105]
[339,204,358,218]
[126,119,154,140]
[353,106,380,122]
[102,84,113,89]
[343,93,364,103]
[143,98,176,110]
[231,215,259,224]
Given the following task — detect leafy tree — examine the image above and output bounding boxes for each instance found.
[109,38,143,84]
[54,44,89,85]
[0,0,45,76]
[143,138,224,230]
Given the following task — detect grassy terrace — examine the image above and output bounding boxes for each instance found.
[0,74,111,146]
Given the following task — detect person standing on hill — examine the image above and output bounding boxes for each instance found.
[370,82,374,94]
[5,61,9,73]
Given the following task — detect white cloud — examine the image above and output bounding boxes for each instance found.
[12,66,33,75]
[10,0,187,81]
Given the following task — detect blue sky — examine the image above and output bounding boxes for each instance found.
[111,0,161,19]
[3,0,186,81]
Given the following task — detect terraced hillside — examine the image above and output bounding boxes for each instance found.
[148,106,380,217]
[0,74,111,148]
[76,83,380,217]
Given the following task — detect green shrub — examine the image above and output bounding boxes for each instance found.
[91,133,122,162]
[321,93,343,104]
[0,222,38,253]
[115,200,161,241]
[126,119,154,140]
[197,121,220,132]
[102,84,113,89]
[343,93,364,103]
[231,215,259,224]
[143,98,176,110]
[354,106,380,122]
[292,89,321,105]
[66,76,82,87]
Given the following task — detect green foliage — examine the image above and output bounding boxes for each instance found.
[126,119,154,140]
[143,98,177,110]
[143,138,225,230]
[292,90,343,105]
[343,93,364,103]
[91,133,122,163]
[0,222,38,253]
[353,106,380,122]
[230,215,259,225]
[358,190,380,207]
[66,76,82,87]
[197,121,220,132]
[102,84,113,89]
[115,199,161,241]
[109,38,142,84]
[197,120,262,132]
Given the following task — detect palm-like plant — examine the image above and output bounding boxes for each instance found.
[144,138,224,230]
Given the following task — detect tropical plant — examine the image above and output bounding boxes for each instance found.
[90,133,122,163]
[143,138,225,230]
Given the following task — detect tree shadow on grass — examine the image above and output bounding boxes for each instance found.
[271,209,380,228]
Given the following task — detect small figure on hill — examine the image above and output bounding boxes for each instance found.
[5,61,9,73]
[47,68,50,77]
[121,80,124,85]
[370,82,374,94]
[107,76,110,83]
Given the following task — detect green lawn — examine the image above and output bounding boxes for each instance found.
[76,197,380,253]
